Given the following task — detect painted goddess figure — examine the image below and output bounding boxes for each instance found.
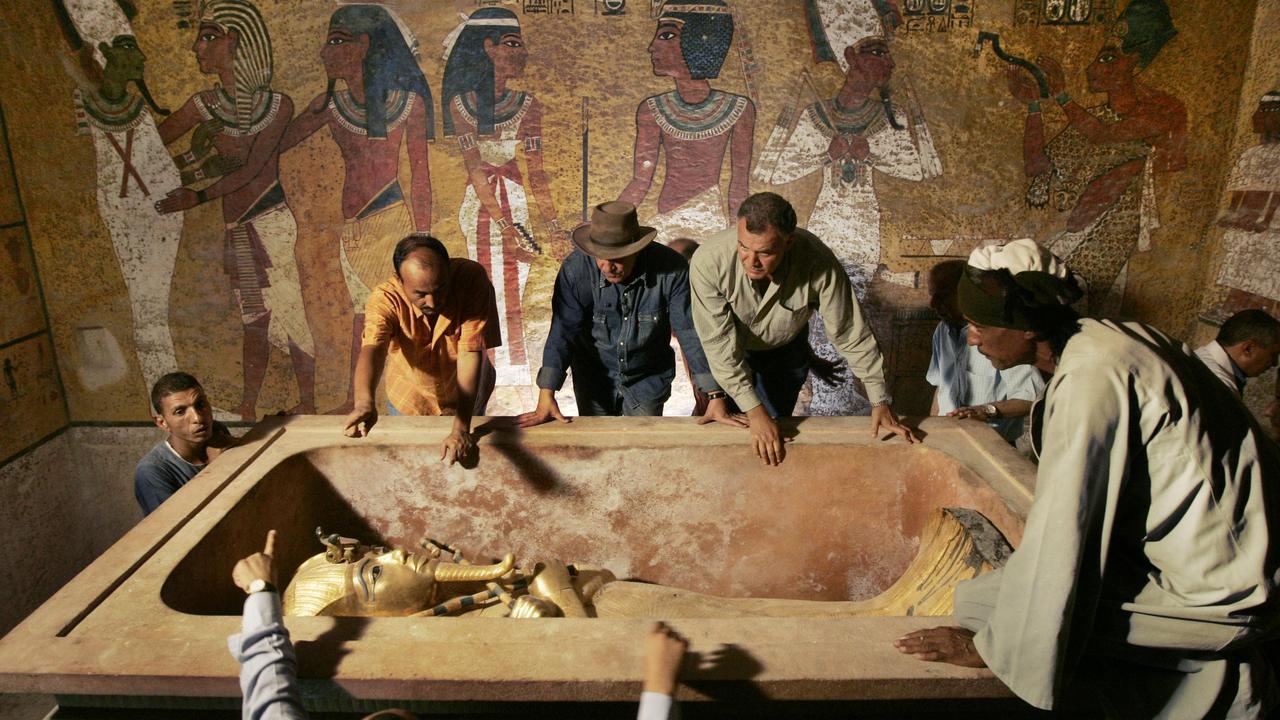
[1212,90,1280,319]
[442,8,565,399]
[618,0,755,238]
[759,0,941,414]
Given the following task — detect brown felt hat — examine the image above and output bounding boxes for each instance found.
[571,201,658,261]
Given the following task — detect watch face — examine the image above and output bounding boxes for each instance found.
[248,579,267,594]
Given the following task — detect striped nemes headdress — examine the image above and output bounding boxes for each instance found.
[175,0,273,130]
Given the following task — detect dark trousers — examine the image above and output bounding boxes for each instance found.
[738,328,811,417]
[575,386,665,417]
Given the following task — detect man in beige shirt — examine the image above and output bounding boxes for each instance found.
[690,192,915,465]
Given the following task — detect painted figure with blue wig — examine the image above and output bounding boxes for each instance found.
[280,3,436,413]
[441,7,566,405]
[156,0,317,421]
[617,0,756,240]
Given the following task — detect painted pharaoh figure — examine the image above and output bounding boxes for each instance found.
[1213,90,1280,319]
[760,0,941,414]
[156,0,317,420]
[54,0,184,400]
[1005,0,1186,316]
[442,8,566,400]
[617,0,756,240]
[280,4,435,413]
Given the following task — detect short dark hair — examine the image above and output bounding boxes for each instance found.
[737,192,797,236]
[1218,309,1280,347]
[928,260,965,296]
[150,372,202,415]
[393,234,450,276]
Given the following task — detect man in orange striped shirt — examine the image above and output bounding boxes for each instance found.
[343,234,500,465]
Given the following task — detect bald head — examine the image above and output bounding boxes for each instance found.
[397,248,449,315]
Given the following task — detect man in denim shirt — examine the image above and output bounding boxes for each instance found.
[518,202,739,425]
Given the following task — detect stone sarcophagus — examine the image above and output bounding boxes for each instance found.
[0,416,1036,715]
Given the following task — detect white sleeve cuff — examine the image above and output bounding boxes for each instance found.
[637,690,674,720]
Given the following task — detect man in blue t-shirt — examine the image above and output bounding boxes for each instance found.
[134,372,234,515]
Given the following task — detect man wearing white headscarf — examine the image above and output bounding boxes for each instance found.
[895,239,1280,719]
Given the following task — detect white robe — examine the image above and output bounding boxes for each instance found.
[1195,341,1244,398]
[82,104,183,394]
[955,319,1280,718]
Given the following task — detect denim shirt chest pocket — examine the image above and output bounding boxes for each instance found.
[634,307,667,347]
[591,305,616,348]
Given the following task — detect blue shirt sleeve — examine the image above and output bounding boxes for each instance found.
[667,261,719,393]
[537,253,593,392]
[996,362,1046,403]
[638,691,676,720]
[227,592,308,720]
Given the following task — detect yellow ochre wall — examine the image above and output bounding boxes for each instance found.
[0,0,1267,423]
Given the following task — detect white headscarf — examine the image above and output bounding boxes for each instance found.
[968,239,1079,305]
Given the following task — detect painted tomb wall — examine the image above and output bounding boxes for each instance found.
[0,100,68,464]
[1192,0,1280,426]
[0,0,1266,422]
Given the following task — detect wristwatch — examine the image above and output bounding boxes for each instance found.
[247,578,277,595]
[982,403,1000,420]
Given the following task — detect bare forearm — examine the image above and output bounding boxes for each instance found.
[353,345,387,409]
[994,399,1032,418]
[454,351,483,433]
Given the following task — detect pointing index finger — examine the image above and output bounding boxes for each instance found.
[263,529,277,557]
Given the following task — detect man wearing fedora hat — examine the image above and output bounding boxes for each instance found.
[517,201,739,425]
[690,192,915,466]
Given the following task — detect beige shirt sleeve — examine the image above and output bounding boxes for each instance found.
[812,257,887,405]
[690,247,762,413]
